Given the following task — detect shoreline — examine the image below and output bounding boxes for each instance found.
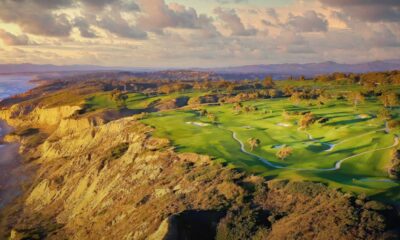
[0,74,38,102]
[0,119,23,209]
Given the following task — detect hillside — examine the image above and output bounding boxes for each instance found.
[0,79,399,239]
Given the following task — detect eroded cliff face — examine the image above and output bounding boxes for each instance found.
[0,103,399,240]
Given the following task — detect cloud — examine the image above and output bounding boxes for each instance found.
[320,0,400,22]
[80,0,119,9]
[214,7,257,36]
[0,0,398,66]
[366,26,400,48]
[97,11,148,39]
[80,0,139,11]
[0,29,31,45]
[286,11,328,32]
[74,17,98,38]
[216,0,249,4]
[0,0,73,37]
[136,0,214,34]
[266,8,280,22]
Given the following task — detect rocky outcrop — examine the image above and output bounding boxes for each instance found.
[0,105,80,129]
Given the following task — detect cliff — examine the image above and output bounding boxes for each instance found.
[0,100,399,239]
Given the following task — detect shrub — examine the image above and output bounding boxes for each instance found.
[285,181,327,198]
[364,201,390,211]
[216,205,264,240]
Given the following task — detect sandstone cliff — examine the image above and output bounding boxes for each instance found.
[0,98,399,240]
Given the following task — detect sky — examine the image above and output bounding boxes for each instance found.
[0,0,399,67]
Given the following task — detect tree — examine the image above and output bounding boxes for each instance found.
[377,108,392,120]
[111,90,128,110]
[226,83,236,95]
[299,112,315,129]
[247,138,261,151]
[283,85,294,96]
[276,146,293,161]
[347,91,365,108]
[199,109,208,117]
[158,85,173,94]
[207,113,218,124]
[233,102,243,112]
[380,92,398,109]
[268,89,278,99]
[290,92,302,106]
[262,76,274,88]
[317,94,331,107]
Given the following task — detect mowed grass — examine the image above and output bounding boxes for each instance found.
[141,96,400,203]
[85,91,210,111]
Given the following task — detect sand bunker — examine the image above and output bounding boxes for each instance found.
[357,114,370,119]
[186,122,210,127]
[276,123,291,127]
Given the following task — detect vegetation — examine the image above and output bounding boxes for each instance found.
[247,138,261,151]
[3,70,400,203]
[276,146,294,161]
[1,70,400,239]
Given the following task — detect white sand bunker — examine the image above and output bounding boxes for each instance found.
[357,114,370,119]
[186,122,210,127]
[243,126,254,129]
[276,123,292,127]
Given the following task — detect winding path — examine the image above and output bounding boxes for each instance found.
[220,126,399,172]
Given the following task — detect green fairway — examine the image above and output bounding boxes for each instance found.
[139,96,400,203]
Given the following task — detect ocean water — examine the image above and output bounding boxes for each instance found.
[0,74,34,138]
[0,74,34,140]
[0,75,33,208]
[0,75,34,100]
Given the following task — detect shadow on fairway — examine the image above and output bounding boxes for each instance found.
[326,117,372,126]
[330,144,370,155]
[306,144,331,153]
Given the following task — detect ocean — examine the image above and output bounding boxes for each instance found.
[0,74,34,144]
[0,75,34,208]
[0,75,34,100]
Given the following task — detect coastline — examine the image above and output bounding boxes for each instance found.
[0,74,38,209]
[0,119,23,209]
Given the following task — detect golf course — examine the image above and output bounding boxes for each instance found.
[83,77,400,203]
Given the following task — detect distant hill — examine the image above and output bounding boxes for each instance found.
[207,60,400,76]
[0,63,153,74]
[0,60,399,79]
